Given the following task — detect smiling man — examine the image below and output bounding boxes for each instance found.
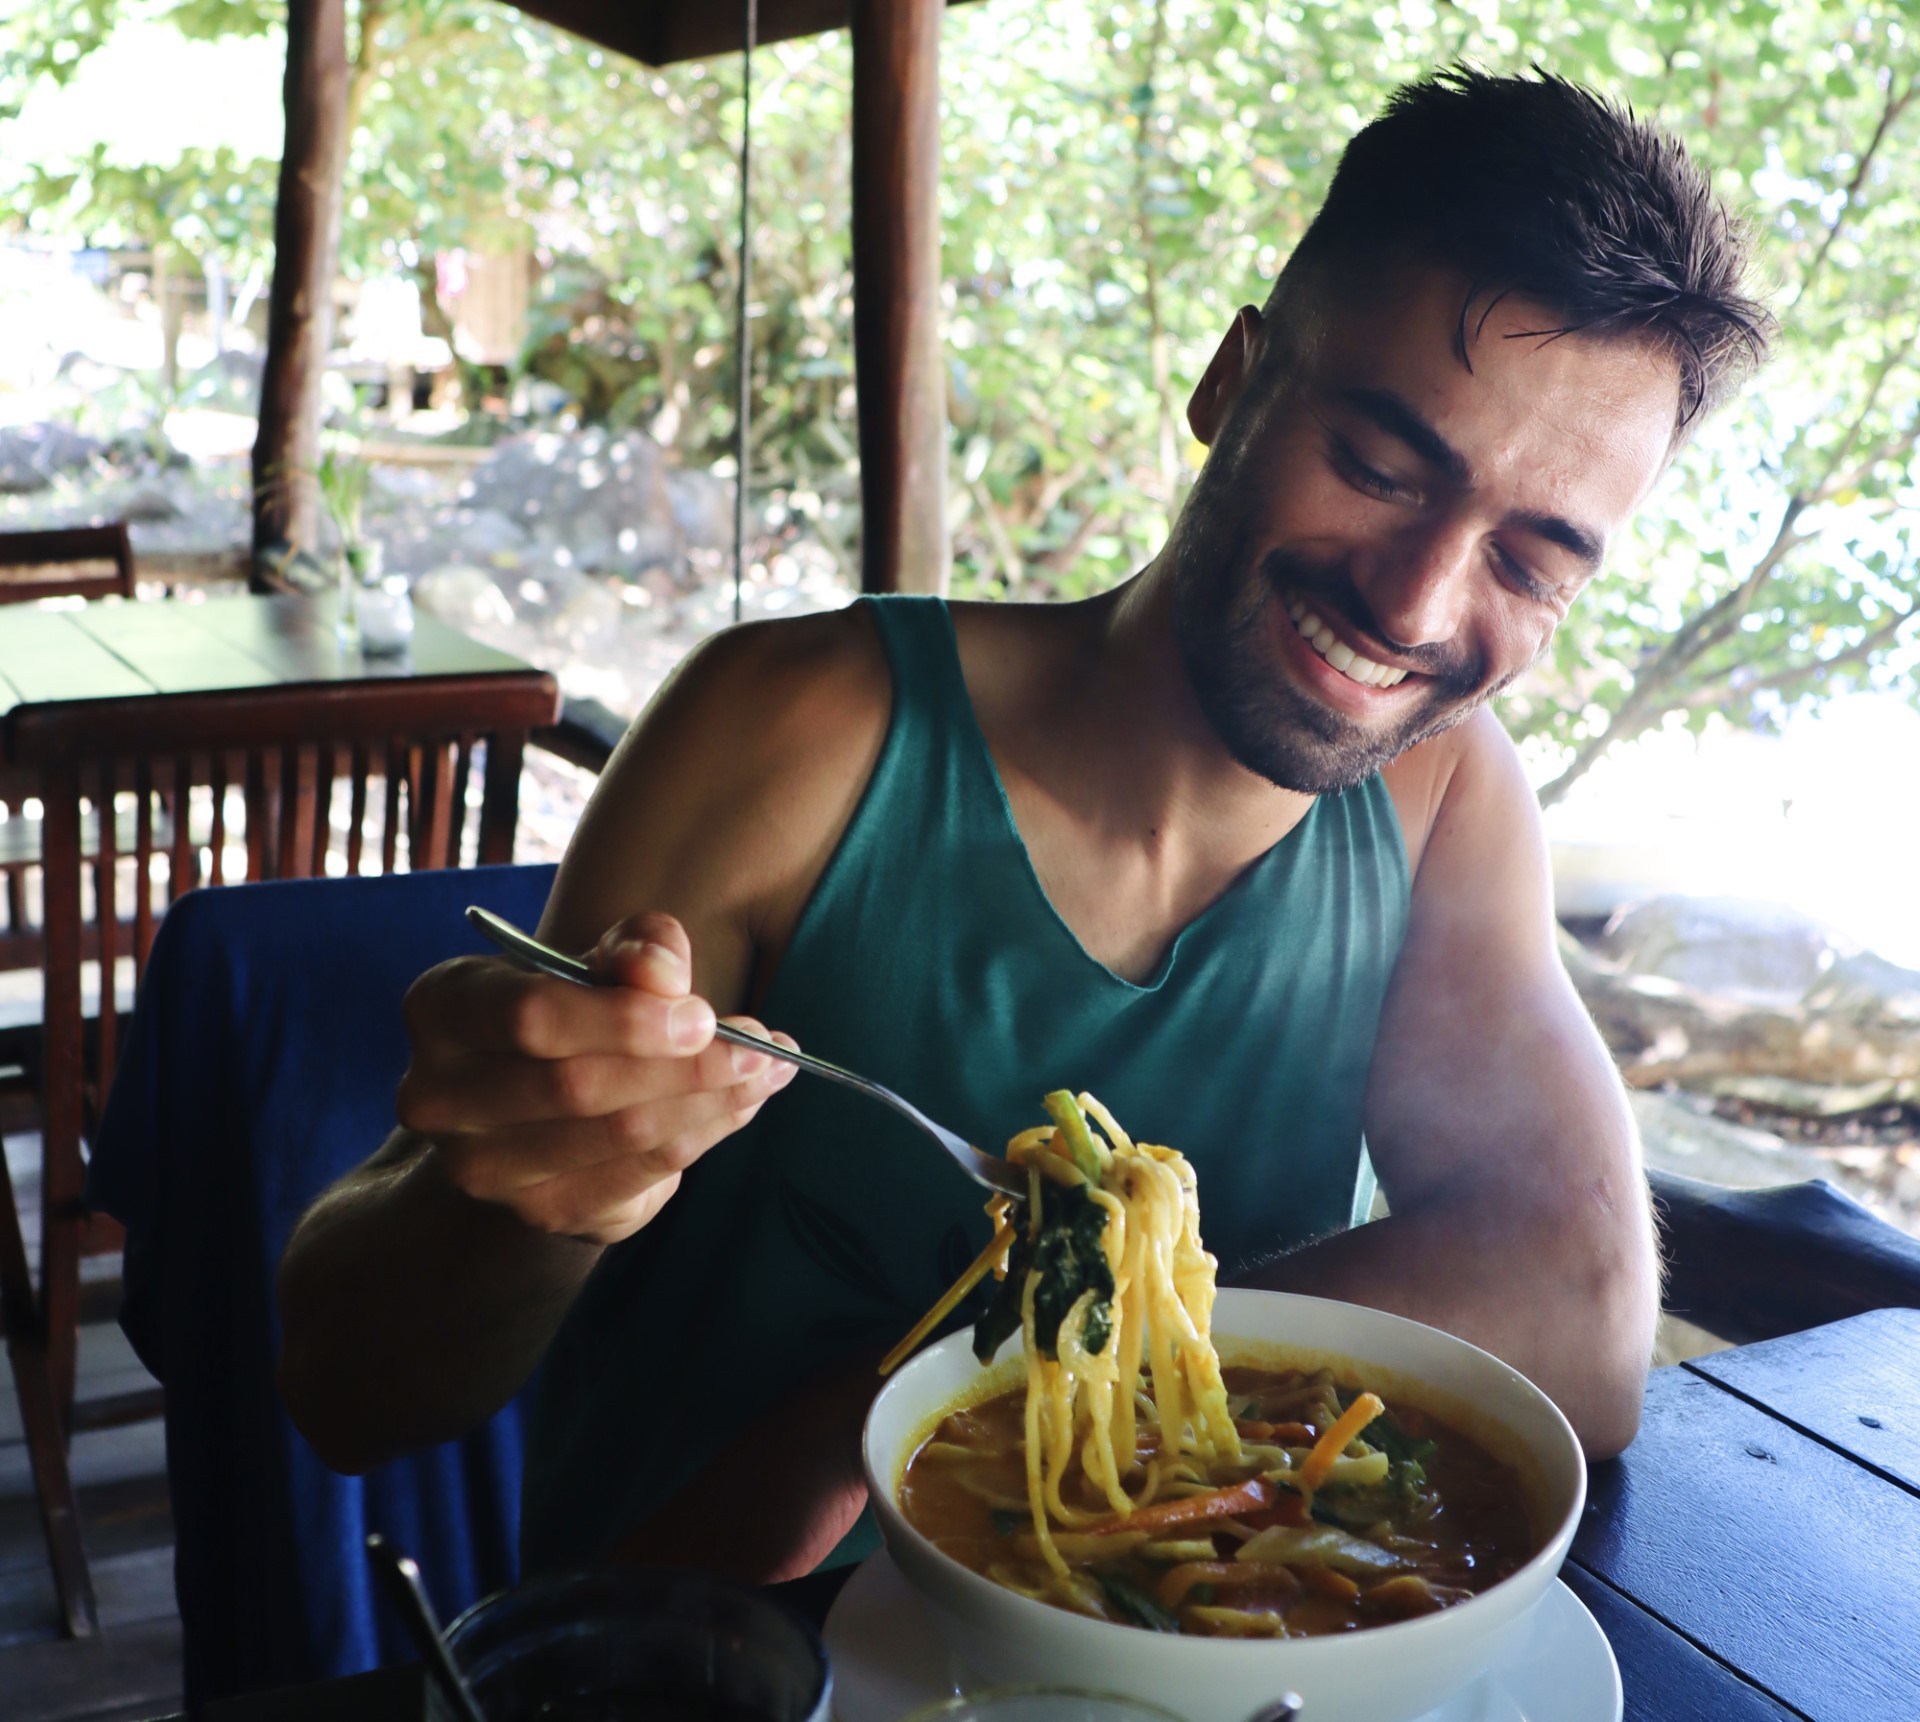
[277,70,1772,1587]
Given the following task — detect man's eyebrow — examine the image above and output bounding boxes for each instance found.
[1330,385,1605,570]
[1503,507,1604,571]
[1330,386,1471,487]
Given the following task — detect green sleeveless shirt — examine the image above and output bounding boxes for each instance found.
[521,596,1411,1572]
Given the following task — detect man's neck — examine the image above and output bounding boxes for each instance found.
[953,564,1318,982]
[1081,560,1318,862]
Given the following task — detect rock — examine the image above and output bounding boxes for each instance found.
[413,564,518,633]
[667,466,733,553]
[449,506,531,565]
[1631,1089,1837,1190]
[1598,895,1842,1008]
[1563,918,1920,1093]
[118,485,183,524]
[462,427,682,576]
[0,422,104,493]
[1803,948,1920,1024]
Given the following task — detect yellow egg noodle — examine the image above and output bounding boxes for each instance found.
[885,1091,1243,1583]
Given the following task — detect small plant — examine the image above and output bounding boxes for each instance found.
[314,440,371,554]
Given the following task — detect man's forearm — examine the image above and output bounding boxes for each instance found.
[1242,1183,1658,1458]
[277,1131,601,1472]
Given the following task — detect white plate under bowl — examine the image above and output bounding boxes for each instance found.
[824,1551,1621,1722]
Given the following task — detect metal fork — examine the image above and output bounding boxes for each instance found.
[465,906,1028,1199]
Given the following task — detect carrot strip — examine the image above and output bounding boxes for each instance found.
[1084,1476,1274,1536]
[879,1221,1016,1376]
[1296,1392,1385,1492]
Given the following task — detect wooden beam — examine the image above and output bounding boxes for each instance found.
[507,0,979,69]
[850,0,949,595]
[251,0,351,586]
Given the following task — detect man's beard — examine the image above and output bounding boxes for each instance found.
[1172,531,1502,796]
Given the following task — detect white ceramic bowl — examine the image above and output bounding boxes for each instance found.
[863,1288,1586,1722]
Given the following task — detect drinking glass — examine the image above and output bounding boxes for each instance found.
[444,1566,831,1722]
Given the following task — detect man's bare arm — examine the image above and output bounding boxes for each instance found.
[1249,711,1658,1457]
[276,612,890,1472]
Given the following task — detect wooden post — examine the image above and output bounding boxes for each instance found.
[251,0,351,586]
[850,0,950,595]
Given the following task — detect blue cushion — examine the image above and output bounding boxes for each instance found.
[88,864,557,1705]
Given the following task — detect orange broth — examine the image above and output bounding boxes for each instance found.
[899,1364,1537,1638]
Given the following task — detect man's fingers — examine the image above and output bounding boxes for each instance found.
[588,911,694,998]
[400,1020,793,1137]
[407,956,718,1060]
[434,1062,796,1203]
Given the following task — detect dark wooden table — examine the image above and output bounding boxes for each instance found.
[1568,1305,1920,1720]
[0,590,542,736]
[135,1308,1920,1721]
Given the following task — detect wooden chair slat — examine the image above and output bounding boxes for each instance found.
[346,741,369,875]
[168,756,193,902]
[208,754,228,887]
[451,733,475,869]
[310,739,337,878]
[381,739,403,874]
[133,758,155,972]
[93,757,117,1098]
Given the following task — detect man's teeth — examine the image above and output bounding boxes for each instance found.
[1284,598,1408,688]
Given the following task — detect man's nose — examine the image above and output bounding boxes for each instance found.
[1359,520,1478,650]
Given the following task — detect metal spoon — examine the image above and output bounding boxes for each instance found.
[364,1532,488,1722]
[1243,1699,1304,1722]
[465,906,1028,1199]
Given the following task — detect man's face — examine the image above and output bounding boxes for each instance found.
[1169,265,1679,794]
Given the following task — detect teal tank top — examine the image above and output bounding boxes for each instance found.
[521,596,1410,1572]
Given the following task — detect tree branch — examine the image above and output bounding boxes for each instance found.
[1807,316,1920,500]
[1676,605,1911,710]
[1791,73,1917,308]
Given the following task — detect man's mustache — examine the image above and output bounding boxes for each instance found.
[1260,551,1486,694]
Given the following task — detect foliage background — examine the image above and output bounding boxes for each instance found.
[2,0,1918,799]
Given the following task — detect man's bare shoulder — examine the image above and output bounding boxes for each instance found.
[643,603,891,771]
[1381,707,1534,883]
[543,606,893,956]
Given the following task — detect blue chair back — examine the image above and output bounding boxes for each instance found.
[89,864,557,1705]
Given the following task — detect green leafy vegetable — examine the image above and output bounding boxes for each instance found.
[1360,1407,1439,1502]
[990,1508,1023,1537]
[972,1180,1115,1363]
[1095,1570,1180,1633]
[1042,1089,1105,1182]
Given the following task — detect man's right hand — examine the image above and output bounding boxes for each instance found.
[394,910,798,1246]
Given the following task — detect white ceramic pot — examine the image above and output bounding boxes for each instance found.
[863,1289,1586,1722]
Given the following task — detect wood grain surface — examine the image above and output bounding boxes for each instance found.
[1575,1350,1920,1721]
[1561,1565,1802,1722]
[1690,1307,1920,1494]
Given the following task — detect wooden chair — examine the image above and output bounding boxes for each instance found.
[0,525,138,973]
[1651,1166,1920,1345]
[0,523,136,605]
[0,670,558,1635]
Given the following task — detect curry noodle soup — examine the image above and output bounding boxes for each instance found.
[899,1364,1536,1638]
[882,1094,1540,1640]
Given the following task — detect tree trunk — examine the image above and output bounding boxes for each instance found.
[850,0,950,595]
[251,0,351,585]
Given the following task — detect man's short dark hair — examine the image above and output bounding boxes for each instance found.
[1272,67,1775,435]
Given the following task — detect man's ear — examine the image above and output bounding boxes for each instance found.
[1187,304,1263,447]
